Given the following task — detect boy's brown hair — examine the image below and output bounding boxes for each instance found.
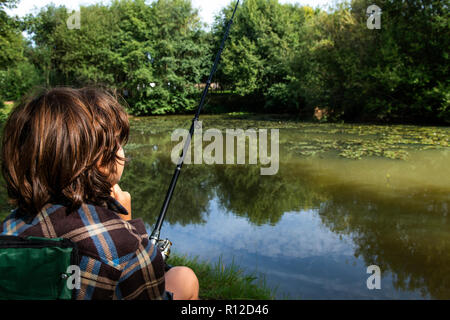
[1,87,129,217]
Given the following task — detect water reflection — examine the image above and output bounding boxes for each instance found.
[159,199,428,299]
[317,185,450,299]
[120,117,450,299]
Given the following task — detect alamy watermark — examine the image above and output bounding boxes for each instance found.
[367,4,382,30]
[67,9,81,30]
[64,265,81,290]
[171,121,279,176]
[366,265,381,290]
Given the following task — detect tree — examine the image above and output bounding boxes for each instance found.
[22,0,212,115]
[0,1,42,102]
[1,0,448,123]
[0,0,22,68]
[215,0,309,112]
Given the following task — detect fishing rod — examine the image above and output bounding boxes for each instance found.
[150,0,240,260]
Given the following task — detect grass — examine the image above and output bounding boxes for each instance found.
[169,253,275,300]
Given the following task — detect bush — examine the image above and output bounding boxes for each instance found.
[0,61,42,101]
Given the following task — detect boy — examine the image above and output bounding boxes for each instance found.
[0,87,199,300]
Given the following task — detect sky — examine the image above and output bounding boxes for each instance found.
[7,0,334,26]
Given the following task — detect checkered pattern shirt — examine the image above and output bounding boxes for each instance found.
[0,199,169,300]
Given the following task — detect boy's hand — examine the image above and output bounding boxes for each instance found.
[111,184,132,221]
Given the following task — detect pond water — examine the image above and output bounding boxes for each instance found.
[1,115,449,299]
[120,115,450,299]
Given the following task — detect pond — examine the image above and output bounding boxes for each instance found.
[1,114,449,299]
[120,115,450,299]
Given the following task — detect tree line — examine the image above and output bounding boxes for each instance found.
[0,0,448,124]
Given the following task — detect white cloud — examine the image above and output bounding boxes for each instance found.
[162,196,356,260]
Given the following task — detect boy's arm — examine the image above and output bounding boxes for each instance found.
[115,220,169,300]
[109,186,172,299]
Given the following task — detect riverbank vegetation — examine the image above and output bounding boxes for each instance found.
[0,0,448,124]
[170,254,274,299]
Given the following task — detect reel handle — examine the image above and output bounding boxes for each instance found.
[153,238,172,261]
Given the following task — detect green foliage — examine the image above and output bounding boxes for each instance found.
[215,0,307,112]
[0,60,42,100]
[0,0,448,122]
[0,0,42,99]
[0,0,22,68]
[215,0,449,123]
[21,0,211,115]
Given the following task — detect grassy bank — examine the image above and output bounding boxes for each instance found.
[169,254,275,300]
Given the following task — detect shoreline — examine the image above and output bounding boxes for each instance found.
[169,253,275,300]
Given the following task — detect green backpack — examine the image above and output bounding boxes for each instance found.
[0,235,79,300]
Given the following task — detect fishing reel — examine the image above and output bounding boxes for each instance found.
[155,238,172,261]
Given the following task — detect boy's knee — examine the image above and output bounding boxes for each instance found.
[165,266,199,300]
[178,267,199,296]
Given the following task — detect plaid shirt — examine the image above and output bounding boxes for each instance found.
[0,198,169,300]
